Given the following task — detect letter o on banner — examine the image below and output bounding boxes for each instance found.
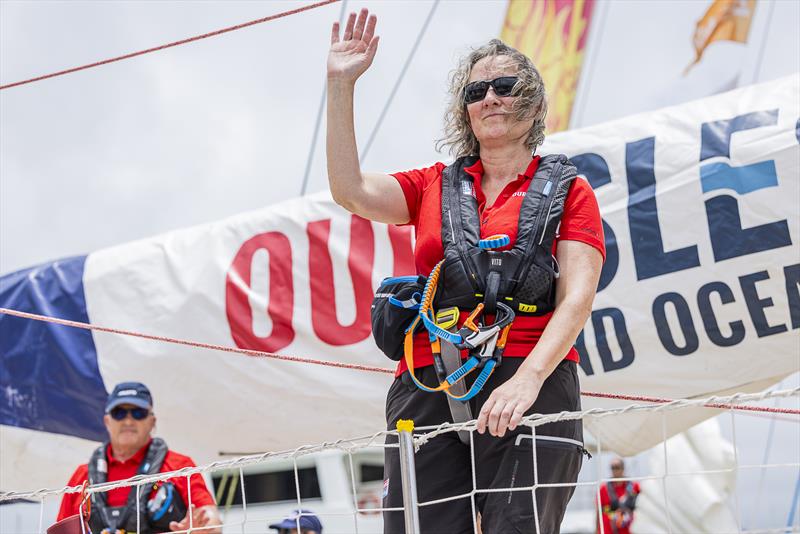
[652,292,699,356]
[225,232,295,353]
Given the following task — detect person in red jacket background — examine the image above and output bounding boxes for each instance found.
[598,457,641,534]
[57,382,221,534]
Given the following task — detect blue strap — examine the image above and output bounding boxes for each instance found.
[447,359,497,401]
[389,292,421,309]
[420,312,463,344]
[446,356,479,385]
[478,234,510,250]
[150,483,174,521]
[381,275,419,285]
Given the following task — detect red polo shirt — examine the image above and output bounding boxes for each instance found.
[57,440,215,521]
[392,156,605,376]
[598,481,641,534]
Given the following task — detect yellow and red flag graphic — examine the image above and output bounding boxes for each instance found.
[501,0,596,133]
[686,0,756,73]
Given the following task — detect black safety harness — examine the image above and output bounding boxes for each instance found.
[373,154,578,403]
[87,438,186,534]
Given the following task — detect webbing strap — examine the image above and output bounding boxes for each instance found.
[439,338,473,444]
[403,316,448,393]
[404,259,504,401]
[445,358,497,402]
[420,312,462,344]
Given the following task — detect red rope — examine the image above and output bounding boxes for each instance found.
[0,0,340,91]
[1,307,798,415]
[0,307,393,375]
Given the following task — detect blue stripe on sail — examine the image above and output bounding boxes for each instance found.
[0,256,107,441]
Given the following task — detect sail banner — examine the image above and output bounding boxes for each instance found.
[1,75,798,490]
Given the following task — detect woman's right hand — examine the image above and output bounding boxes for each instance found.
[328,8,379,83]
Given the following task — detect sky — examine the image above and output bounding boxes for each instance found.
[1,0,799,530]
[3,0,798,275]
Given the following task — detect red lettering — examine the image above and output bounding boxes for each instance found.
[225,232,295,353]
[387,225,416,276]
[308,215,375,346]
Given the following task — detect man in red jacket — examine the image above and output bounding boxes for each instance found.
[57,382,221,534]
[598,457,640,534]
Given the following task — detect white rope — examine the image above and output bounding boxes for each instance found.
[0,429,393,502]
[412,387,800,450]
[3,387,796,505]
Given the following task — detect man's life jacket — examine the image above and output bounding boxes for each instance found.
[606,481,638,512]
[436,153,578,316]
[87,438,186,534]
[371,153,578,362]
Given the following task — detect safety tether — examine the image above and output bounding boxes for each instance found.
[403,235,515,401]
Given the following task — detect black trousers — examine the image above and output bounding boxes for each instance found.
[382,359,584,534]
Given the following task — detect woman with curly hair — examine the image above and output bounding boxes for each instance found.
[326,9,605,533]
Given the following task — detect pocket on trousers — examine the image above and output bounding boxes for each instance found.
[508,436,583,534]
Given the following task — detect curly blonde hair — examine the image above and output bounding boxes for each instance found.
[436,39,547,158]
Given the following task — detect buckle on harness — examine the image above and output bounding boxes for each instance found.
[455,301,515,354]
[403,259,518,402]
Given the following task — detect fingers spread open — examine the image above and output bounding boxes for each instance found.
[343,12,356,40]
[353,8,368,40]
[362,14,377,43]
[330,21,340,44]
[365,36,380,63]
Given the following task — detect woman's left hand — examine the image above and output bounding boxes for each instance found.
[477,370,544,437]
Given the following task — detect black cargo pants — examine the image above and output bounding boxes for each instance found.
[382,359,584,534]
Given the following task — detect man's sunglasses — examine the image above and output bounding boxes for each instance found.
[464,76,519,104]
[109,407,150,421]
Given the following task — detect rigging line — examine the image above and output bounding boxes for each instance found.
[359,0,440,165]
[2,306,799,416]
[0,307,394,375]
[2,387,796,503]
[0,0,340,91]
[300,0,349,196]
[582,390,800,416]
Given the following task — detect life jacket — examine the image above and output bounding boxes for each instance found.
[371,153,578,400]
[606,480,637,512]
[603,481,638,534]
[87,438,186,534]
[436,153,578,317]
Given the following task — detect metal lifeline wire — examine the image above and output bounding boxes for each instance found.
[1,387,797,504]
[1,306,798,416]
[3,387,799,534]
[0,0,341,91]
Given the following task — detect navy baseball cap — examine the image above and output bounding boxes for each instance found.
[269,509,323,532]
[105,382,153,413]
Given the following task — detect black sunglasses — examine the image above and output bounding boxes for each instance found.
[464,76,519,104]
[110,406,150,421]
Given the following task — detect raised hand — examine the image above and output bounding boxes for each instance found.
[328,8,379,83]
